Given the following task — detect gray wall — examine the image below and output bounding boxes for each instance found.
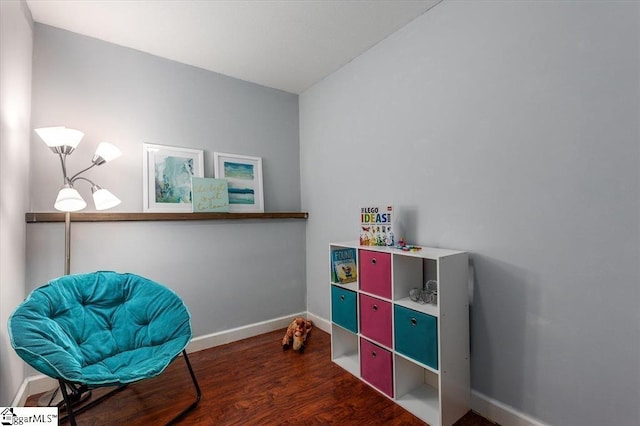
[0,0,33,406]
[300,1,639,425]
[27,25,305,338]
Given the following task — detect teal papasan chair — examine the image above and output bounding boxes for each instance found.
[8,271,201,425]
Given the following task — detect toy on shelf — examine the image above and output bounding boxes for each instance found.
[395,239,422,252]
[282,317,313,353]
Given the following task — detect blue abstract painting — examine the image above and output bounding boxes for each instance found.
[224,161,255,205]
[155,155,195,203]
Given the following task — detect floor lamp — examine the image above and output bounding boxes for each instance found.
[34,126,122,406]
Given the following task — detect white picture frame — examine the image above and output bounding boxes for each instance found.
[143,143,204,212]
[213,152,264,213]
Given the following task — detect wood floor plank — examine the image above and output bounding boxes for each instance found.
[26,328,496,425]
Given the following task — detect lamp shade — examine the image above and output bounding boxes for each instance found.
[92,142,122,165]
[35,127,84,150]
[91,186,121,210]
[54,185,87,212]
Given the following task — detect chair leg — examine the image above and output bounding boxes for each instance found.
[57,381,126,425]
[164,350,202,425]
[57,380,77,426]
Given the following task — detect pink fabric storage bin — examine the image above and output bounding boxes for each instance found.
[359,293,392,348]
[359,250,391,298]
[360,337,394,398]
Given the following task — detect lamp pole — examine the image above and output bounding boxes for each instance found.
[65,211,71,275]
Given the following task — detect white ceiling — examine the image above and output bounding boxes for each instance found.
[26,0,441,94]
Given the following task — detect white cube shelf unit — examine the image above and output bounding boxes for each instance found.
[329,241,470,426]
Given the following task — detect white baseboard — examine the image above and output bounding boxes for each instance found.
[186,311,306,353]
[10,380,29,407]
[306,312,331,334]
[471,390,548,426]
[188,312,331,354]
[11,374,57,407]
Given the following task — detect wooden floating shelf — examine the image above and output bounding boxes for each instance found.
[25,211,309,223]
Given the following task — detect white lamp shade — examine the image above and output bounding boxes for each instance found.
[92,188,121,210]
[54,186,87,212]
[93,142,122,163]
[35,127,84,149]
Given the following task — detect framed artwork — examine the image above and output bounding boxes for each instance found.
[143,143,204,212]
[213,152,264,212]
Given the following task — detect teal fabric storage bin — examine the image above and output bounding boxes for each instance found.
[331,285,358,333]
[394,305,438,370]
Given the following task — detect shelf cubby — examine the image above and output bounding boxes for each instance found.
[330,323,359,377]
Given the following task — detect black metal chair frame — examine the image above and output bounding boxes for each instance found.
[57,350,201,426]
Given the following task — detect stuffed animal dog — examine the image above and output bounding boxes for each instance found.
[282,317,312,352]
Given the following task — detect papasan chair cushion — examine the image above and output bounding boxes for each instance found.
[9,271,192,386]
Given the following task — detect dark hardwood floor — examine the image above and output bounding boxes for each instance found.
[27,328,496,425]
